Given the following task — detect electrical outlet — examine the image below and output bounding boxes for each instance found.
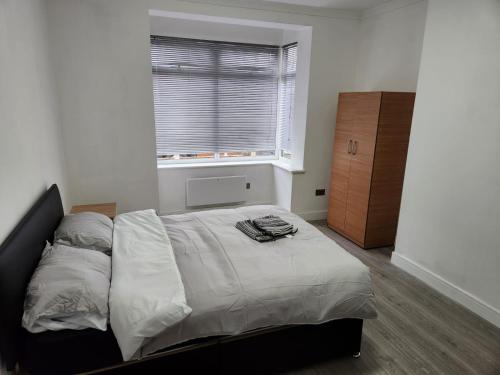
[315,189,326,196]
[246,182,251,189]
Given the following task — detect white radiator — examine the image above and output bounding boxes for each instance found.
[186,176,246,207]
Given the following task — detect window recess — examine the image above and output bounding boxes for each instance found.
[151,36,296,164]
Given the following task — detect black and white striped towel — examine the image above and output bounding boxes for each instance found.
[235,215,297,242]
[252,215,298,238]
[235,220,274,242]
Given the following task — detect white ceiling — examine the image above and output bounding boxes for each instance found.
[261,0,390,10]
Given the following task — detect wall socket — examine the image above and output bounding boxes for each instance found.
[246,182,251,189]
[315,189,326,196]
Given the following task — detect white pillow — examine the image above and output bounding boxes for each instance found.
[22,242,111,333]
[54,212,113,254]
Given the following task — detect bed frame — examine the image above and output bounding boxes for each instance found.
[0,185,364,374]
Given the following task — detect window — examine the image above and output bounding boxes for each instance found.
[278,43,297,159]
[150,36,296,163]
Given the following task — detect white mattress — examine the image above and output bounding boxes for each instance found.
[140,205,377,357]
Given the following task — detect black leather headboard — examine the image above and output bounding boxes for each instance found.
[0,184,63,370]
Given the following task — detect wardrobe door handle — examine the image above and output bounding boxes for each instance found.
[348,140,353,154]
[353,141,358,155]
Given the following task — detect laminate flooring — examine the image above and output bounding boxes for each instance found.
[286,221,500,375]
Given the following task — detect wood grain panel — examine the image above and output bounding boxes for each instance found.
[364,92,415,248]
[328,91,415,249]
[327,93,355,232]
[70,202,117,219]
[343,92,381,245]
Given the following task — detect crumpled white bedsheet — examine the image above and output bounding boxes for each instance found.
[141,205,377,358]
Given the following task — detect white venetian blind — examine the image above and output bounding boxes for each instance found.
[278,43,297,154]
[150,36,280,157]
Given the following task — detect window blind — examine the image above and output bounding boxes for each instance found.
[151,36,280,157]
[278,43,297,154]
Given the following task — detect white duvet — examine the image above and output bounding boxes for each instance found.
[109,210,192,360]
[110,206,377,361]
[142,205,377,357]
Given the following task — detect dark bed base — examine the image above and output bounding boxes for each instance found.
[22,318,363,374]
[0,185,364,375]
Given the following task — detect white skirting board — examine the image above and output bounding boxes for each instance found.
[391,252,500,328]
[296,210,328,221]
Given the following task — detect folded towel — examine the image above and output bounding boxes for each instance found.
[236,220,274,242]
[236,215,297,242]
[252,215,298,237]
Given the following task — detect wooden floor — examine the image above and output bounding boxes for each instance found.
[283,221,500,375]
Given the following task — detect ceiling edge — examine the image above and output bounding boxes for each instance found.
[361,0,426,19]
[173,0,362,20]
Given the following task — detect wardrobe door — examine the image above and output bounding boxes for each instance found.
[327,94,355,231]
[364,92,415,248]
[343,92,381,245]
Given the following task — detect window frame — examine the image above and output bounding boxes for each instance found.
[156,151,279,166]
[152,36,297,166]
[277,42,297,160]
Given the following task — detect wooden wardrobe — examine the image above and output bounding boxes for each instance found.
[327,92,415,249]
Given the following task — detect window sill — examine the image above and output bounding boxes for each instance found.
[157,160,305,174]
[272,160,305,174]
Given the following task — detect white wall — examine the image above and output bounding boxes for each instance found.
[150,15,285,45]
[46,0,360,218]
[289,15,360,218]
[47,0,160,214]
[354,0,428,91]
[393,0,500,327]
[0,0,70,243]
[273,166,293,211]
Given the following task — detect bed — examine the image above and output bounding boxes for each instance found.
[0,185,376,374]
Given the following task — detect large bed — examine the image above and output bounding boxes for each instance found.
[0,185,376,374]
